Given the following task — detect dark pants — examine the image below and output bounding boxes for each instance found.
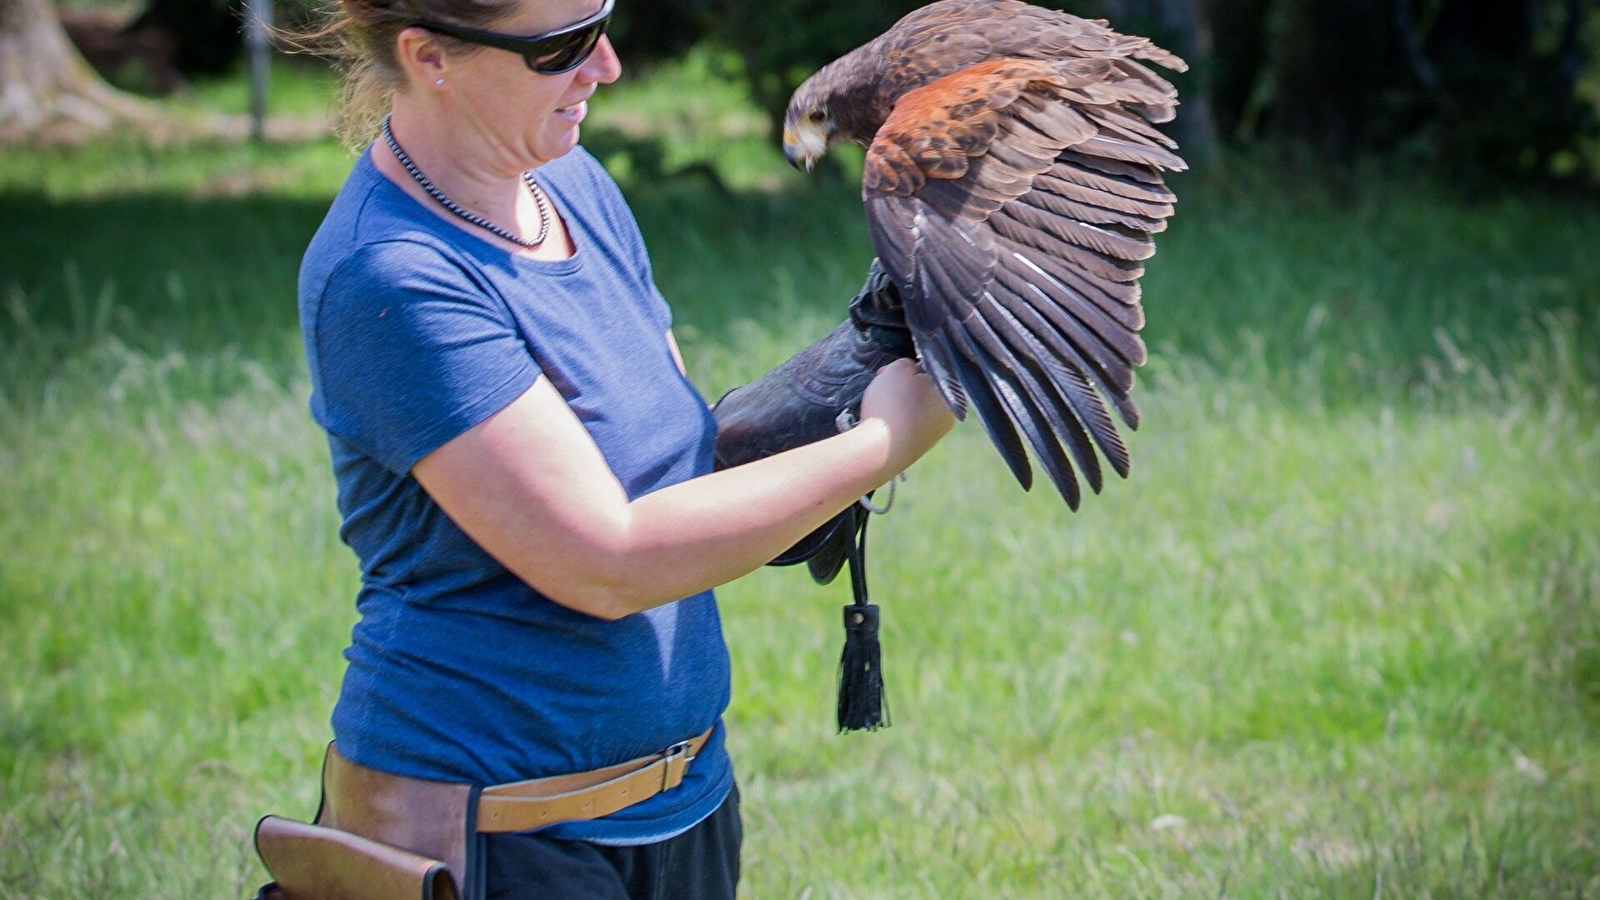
[483,785,742,900]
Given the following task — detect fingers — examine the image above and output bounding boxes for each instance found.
[876,356,924,377]
[861,357,956,460]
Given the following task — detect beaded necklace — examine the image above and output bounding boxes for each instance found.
[382,115,550,249]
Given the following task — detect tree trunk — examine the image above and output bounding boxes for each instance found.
[1155,0,1219,166]
[0,0,150,141]
[1264,0,1411,150]
[1203,0,1271,140]
[1097,0,1219,165]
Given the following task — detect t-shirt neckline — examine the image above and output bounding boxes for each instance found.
[360,145,586,274]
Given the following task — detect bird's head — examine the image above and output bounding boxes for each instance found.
[782,83,836,173]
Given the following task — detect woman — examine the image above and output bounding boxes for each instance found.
[292,0,954,896]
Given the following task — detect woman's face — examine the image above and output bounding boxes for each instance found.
[447,0,622,168]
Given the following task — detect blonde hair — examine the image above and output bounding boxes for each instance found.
[284,0,521,149]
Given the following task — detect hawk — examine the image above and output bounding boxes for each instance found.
[783,0,1187,509]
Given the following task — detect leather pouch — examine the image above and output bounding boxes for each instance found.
[254,815,458,900]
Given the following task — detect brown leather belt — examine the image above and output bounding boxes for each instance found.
[476,727,712,832]
[315,726,715,884]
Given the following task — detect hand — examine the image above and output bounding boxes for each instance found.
[859,357,956,472]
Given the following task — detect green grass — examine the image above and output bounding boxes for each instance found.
[3,52,1599,899]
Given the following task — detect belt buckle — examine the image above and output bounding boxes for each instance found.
[660,738,693,792]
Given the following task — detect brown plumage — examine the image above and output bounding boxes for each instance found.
[783,0,1186,509]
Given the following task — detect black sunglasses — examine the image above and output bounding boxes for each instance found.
[413,0,614,74]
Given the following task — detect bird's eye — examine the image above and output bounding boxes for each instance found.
[808,109,827,124]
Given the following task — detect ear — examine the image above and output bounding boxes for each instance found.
[394,26,450,88]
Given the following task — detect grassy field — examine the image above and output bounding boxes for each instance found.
[3,54,1599,898]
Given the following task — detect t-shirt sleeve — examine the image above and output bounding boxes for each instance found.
[626,218,672,334]
[645,281,672,333]
[575,150,672,332]
[308,239,540,474]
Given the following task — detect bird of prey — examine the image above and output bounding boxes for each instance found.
[783,0,1187,509]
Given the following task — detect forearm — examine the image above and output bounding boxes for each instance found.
[597,419,897,616]
[416,379,907,620]
[415,352,950,622]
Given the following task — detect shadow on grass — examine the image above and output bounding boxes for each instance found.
[0,131,874,381]
[4,133,1598,410]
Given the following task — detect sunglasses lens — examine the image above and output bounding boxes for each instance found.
[527,20,606,73]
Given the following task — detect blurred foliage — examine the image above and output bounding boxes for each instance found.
[1228,0,1599,185]
[109,0,720,81]
[126,0,251,76]
[604,0,716,66]
[51,0,1600,184]
[697,0,1600,186]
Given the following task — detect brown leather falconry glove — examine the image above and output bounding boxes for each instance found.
[710,259,912,580]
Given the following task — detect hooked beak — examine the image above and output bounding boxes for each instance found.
[781,128,815,173]
[782,120,827,174]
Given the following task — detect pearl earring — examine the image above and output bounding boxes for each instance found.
[435,78,446,86]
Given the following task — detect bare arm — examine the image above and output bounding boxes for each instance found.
[412,355,952,620]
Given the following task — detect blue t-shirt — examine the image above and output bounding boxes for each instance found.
[298,147,731,844]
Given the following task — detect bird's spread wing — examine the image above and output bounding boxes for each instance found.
[863,52,1183,509]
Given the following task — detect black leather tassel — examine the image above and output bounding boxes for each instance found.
[837,602,887,731]
[837,514,889,732]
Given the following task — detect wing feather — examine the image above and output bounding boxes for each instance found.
[988,211,1145,283]
[940,325,1036,490]
[992,257,1137,393]
[1034,170,1174,219]
[1057,147,1170,185]
[988,233,1148,381]
[1075,134,1188,171]
[999,196,1155,260]
[991,257,1142,437]
[964,301,1090,504]
[1025,186,1169,233]
[1081,103,1181,149]
[1015,234,1142,328]
[980,292,1114,489]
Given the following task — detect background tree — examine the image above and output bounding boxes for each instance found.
[607,0,717,66]
[125,0,252,78]
[1103,0,1220,164]
[1249,0,1595,181]
[1203,0,1272,140]
[1412,0,1594,179]
[0,0,150,140]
